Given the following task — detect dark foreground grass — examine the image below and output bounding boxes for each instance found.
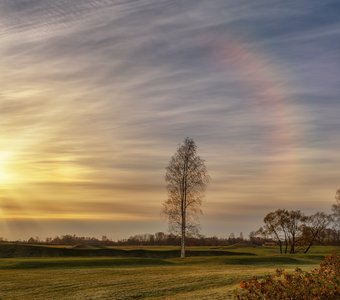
[0,246,338,299]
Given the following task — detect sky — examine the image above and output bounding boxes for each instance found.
[0,0,339,240]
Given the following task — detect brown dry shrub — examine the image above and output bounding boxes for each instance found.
[235,252,340,300]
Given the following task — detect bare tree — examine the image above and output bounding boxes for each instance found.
[332,189,340,227]
[260,211,284,254]
[258,209,334,254]
[258,209,307,254]
[286,210,306,254]
[301,212,333,253]
[163,137,209,258]
[259,209,291,254]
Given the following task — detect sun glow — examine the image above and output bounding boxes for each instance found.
[0,151,16,185]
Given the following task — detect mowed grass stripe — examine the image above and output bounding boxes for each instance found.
[0,257,172,269]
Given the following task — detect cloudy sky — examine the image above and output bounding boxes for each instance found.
[0,0,339,240]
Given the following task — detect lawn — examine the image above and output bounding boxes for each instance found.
[0,245,338,299]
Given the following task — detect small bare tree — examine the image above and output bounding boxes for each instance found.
[259,209,290,254]
[302,212,333,253]
[332,189,340,227]
[163,137,209,258]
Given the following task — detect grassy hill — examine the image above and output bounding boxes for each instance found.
[0,243,255,258]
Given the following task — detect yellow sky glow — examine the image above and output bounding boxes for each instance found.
[0,213,155,221]
[0,151,16,185]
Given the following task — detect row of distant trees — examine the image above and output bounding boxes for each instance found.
[3,221,338,247]
[0,232,249,246]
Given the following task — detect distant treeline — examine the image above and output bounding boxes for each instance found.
[1,228,339,247]
[1,233,247,247]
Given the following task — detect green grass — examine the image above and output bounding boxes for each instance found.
[0,245,338,299]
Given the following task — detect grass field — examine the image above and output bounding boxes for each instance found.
[0,245,338,299]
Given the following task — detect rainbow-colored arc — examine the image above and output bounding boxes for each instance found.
[213,36,301,181]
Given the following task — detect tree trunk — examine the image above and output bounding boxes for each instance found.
[290,236,295,253]
[278,240,282,254]
[181,201,186,258]
[283,232,288,254]
[180,175,186,258]
[282,229,288,254]
[181,222,185,258]
[304,231,318,254]
[272,227,282,254]
[304,241,312,254]
[180,153,188,258]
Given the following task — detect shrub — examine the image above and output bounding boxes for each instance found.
[235,252,340,299]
